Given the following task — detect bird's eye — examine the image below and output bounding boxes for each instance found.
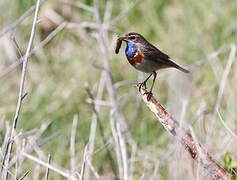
[130,35,136,40]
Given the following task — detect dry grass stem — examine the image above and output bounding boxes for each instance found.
[84,72,106,180]
[0,0,44,38]
[22,152,77,180]
[217,111,237,140]
[44,154,51,180]
[17,170,29,180]
[116,121,129,180]
[85,85,118,178]
[1,0,41,179]
[79,144,88,180]
[70,115,78,173]
[215,44,236,112]
[0,22,67,79]
[110,113,123,179]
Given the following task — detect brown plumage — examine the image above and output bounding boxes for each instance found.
[116,32,190,100]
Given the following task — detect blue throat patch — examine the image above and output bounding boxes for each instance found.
[125,41,137,58]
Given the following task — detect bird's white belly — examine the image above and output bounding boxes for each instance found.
[133,58,163,73]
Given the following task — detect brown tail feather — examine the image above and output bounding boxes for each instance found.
[167,59,190,73]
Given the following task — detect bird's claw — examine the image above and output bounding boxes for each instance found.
[138,83,143,92]
[138,82,147,92]
[144,91,153,101]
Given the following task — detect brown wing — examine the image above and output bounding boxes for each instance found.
[143,42,170,61]
[143,43,190,73]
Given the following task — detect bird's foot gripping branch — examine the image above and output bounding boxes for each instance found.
[136,84,232,180]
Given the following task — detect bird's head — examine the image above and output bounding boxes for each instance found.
[118,32,146,44]
[115,32,147,54]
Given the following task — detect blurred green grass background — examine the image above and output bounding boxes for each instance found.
[0,0,237,179]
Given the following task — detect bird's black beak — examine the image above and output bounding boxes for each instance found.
[115,35,129,54]
[118,36,128,42]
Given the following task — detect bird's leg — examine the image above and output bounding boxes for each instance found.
[138,73,153,92]
[144,71,157,101]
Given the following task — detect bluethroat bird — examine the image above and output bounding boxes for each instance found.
[115,32,190,101]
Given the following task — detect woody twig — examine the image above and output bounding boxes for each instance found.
[136,84,232,180]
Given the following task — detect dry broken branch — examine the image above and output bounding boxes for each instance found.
[136,84,232,180]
